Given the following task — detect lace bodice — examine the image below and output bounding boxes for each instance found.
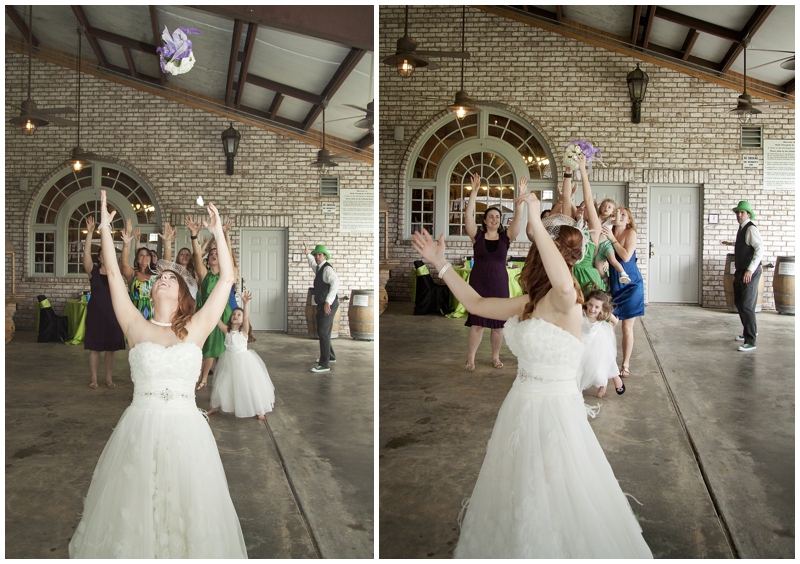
[224,331,248,354]
[581,315,605,337]
[128,342,202,408]
[504,316,584,385]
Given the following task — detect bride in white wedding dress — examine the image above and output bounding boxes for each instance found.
[411,176,653,558]
[69,191,247,558]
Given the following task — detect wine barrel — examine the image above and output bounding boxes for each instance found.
[378,285,389,315]
[305,287,340,339]
[723,253,764,313]
[773,256,795,315]
[348,289,375,340]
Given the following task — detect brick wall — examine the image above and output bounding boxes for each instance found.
[379,6,795,311]
[6,52,374,335]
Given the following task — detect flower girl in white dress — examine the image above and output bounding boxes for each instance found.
[411,159,652,558]
[208,290,275,420]
[578,289,625,397]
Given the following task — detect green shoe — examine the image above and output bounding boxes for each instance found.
[738,344,757,352]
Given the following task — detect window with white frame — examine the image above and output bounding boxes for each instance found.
[406,110,556,239]
[30,163,160,277]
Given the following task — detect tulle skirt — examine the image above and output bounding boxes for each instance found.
[454,379,652,558]
[577,322,620,391]
[211,350,275,418]
[69,401,247,558]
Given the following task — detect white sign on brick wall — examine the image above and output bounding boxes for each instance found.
[742,155,759,169]
[763,140,795,190]
[340,188,374,233]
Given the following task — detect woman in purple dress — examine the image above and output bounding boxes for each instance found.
[463,173,524,370]
[82,216,126,388]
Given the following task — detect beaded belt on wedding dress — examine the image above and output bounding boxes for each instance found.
[131,386,196,409]
[133,388,193,402]
[513,367,580,396]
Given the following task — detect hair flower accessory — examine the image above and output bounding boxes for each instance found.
[563,139,606,180]
[157,26,200,76]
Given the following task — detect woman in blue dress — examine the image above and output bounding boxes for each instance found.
[601,206,644,378]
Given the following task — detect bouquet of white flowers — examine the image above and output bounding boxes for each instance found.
[157,26,200,76]
[562,139,605,180]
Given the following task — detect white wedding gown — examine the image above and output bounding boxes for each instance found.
[210,331,275,418]
[454,316,653,558]
[69,342,248,558]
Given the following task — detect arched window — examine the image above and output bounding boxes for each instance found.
[30,162,160,277]
[405,109,556,239]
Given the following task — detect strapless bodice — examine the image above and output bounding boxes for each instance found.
[504,316,584,392]
[128,342,202,409]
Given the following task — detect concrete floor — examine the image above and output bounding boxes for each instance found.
[5,330,374,559]
[379,302,794,559]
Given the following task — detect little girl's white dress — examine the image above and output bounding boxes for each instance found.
[211,331,275,418]
[577,314,619,391]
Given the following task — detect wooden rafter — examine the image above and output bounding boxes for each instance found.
[782,79,794,95]
[655,7,740,41]
[6,6,38,48]
[720,6,776,74]
[302,48,367,131]
[239,74,324,106]
[225,19,244,106]
[356,131,374,150]
[555,6,563,23]
[234,22,258,109]
[268,93,284,119]
[630,6,642,44]
[122,46,137,78]
[71,6,108,69]
[681,29,700,61]
[641,6,657,49]
[148,6,165,87]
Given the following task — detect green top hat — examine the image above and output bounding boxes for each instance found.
[732,200,755,219]
[311,244,330,260]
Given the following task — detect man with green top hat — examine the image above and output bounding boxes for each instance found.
[722,200,764,352]
[304,243,340,373]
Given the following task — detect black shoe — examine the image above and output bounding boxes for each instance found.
[616,382,626,395]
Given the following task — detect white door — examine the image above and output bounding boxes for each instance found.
[574,182,627,207]
[648,185,701,303]
[241,228,287,331]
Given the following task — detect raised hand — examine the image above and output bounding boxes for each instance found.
[100,190,116,226]
[241,290,252,304]
[222,217,232,234]
[133,227,141,245]
[158,222,176,243]
[303,242,309,255]
[206,203,222,234]
[411,228,446,267]
[470,173,480,192]
[184,215,201,237]
[577,153,588,173]
[516,190,541,216]
[517,176,529,198]
[86,215,95,233]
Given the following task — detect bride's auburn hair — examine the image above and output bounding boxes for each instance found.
[519,225,584,320]
[155,270,196,340]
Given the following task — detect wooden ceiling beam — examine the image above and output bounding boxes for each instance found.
[268,93,284,119]
[239,74,324,106]
[630,6,642,45]
[238,104,304,130]
[148,6,166,87]
[234,22,258,110]
[122,46,137,79]
[71,6,109,69]
[655,7,740,41]
[302,47,367,131]
[680,29,700,61]
[356,131,374,150]
[555,6,564,23]
[720,6,776,74]
[225,19,244,106]
[782,79,794,95]
[647,43,719,72]
[641,6,657,49]
[6,6,39,48]
[85,26,157,54]
[522,6,558,21]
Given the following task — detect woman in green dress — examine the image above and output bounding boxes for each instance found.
[560,155,605,297]
[187,215,238,390]
[120,222,156,319]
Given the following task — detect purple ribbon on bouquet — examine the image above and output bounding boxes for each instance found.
[565,139,605,175]
[156,26,200,74]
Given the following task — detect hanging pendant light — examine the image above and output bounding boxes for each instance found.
[446,7,477,119]
[66,27,95,171]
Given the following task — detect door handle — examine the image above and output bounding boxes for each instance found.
[649,242,655,258]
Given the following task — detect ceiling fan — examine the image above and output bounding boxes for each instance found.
[65,27,98,171]
[8,6,76,134]
[727,38,793,123]
[382,5,470,77]
[745,45,795,72]
[446,6,512,119]
[309,108,354,174]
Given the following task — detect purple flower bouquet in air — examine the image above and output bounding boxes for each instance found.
[157,26,200,76]
[563,139,606,180]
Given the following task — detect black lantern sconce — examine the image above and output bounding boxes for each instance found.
[221,122,241,175]
[626,63,649,124]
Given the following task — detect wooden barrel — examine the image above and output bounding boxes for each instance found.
[305,288,340,339]
[723,253,764,313]
[773,256,795,315]
[378,285,389,315]
[348,289,375,341]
